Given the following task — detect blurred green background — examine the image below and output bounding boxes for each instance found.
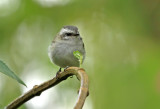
[0,0,160,109]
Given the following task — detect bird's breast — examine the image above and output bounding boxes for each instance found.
[51,40,85,68]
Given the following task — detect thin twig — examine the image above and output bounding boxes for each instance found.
[6,67,89,109]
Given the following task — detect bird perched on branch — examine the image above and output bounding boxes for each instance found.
[48,25,85,77]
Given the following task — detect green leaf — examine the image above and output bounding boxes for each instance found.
[73,50,83,67]
[0,60,27,87]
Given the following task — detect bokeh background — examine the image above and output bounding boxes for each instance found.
[0,0,160,109]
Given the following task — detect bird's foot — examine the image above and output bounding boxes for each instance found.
[64,66,69,72]
[56,68,61,79]
[64,66,73,78]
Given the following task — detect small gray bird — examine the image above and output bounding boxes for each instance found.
[48,25,85,76]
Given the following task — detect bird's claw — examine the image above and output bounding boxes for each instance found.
[56,68,61,79]
[64,66,69,72]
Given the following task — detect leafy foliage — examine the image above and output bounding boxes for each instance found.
[0,60,26,87]
[73,50,83,67]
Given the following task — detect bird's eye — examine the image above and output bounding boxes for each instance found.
[75,34,79,36]
[66,33,72,36]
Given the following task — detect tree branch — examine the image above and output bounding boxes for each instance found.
[6,67,89,109]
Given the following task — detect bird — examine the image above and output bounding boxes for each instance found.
[48,25,85,77]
